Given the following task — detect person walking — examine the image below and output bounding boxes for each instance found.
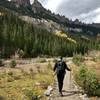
[53,57,71,96]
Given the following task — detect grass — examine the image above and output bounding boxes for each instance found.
[0,59,54,100]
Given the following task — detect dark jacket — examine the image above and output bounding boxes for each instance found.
[53,60,71,74]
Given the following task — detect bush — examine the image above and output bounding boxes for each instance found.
[95,88,100,96]
[73,54,84,65]
[23,89,39,100]
[37,66,41,73]
[7,71,13,76]
[29,68,35,79]
[9,60,16,68]
[75,65,99,96]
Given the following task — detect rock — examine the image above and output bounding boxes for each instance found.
[44,86,53,96]
[32,0,46,13]
[11,0,30,7]
[80,94,89,100]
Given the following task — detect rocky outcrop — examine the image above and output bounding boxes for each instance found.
[19,15,67,32]
[32,0,46,13]
[11,0,30,7]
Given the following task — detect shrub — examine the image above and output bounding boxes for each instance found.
[9,60,16,68]
[18,49,25,58]
[95,88,100,96]
[75,65,99,96]
[73,54,84,65]
[7,71,13,76]
[75,65,87,88]
[37,66,41,73]
[29,68,35,79]
[86,70,99,95]
[23,89,39,100]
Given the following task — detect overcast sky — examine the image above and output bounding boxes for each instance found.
[9,0,100,23]
[32,0,100,23]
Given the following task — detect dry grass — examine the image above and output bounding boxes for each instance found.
[0,58,55,100]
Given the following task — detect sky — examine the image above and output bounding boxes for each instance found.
[9,0,100,23]
[35,0,100,23]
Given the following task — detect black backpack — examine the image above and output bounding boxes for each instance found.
[56,60,65,73]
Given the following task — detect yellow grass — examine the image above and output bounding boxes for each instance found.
[0,59,54,100]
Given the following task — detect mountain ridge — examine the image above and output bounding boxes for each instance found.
[0,0,100,35]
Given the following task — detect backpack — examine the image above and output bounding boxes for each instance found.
[56,60,65,73]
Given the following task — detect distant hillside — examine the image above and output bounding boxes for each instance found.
[1,7,99,58]
[0,0,100,36]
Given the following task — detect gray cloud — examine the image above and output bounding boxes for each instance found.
[57,0,100,17]
[56,0,100,23]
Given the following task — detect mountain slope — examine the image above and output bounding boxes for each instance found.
[0,0,100,36]
[0,0,100,58]
[1,7,99,58]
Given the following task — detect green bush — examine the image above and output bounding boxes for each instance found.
[7,71,13,76]
[86,70,99,96]
[95,88,100,96]
[23,89,39,100]
[75,66,87,87]
[9,60,16,68]
[73,54,84,65]
[75,65,99,96]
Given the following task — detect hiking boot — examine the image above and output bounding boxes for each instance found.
[59,92,63,97]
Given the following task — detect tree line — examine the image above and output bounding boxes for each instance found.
[0,9,99,58]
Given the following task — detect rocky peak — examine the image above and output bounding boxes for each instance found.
[32,0,45,13]
[11,0,30,7]
[33,0,43,8]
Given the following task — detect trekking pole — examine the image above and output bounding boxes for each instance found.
[70,66,72,90]
[68,62,72,90]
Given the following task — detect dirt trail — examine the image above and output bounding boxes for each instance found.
[51,64,81,100]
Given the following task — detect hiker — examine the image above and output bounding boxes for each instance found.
[53,57,71,96]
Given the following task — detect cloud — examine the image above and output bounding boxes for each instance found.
[56,0,100,23]
[44,0,62,12]
[72,7,100,23]
[39,0,100,23]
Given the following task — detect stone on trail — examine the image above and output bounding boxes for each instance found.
[44,86,53,96]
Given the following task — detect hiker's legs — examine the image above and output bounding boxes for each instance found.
[57,73,65,92]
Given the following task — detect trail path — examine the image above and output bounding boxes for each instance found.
[51,61,82,100]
